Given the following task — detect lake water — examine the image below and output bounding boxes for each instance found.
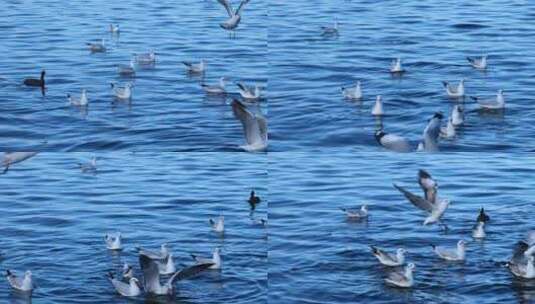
[0,153,267,303]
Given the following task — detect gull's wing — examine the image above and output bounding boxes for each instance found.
[257,115,268,142]
[231,100,263,145]
[138,247,166,261]
[191,254,212,264]
[236,82,251,94]
[168,263,214,285]
[386,268,406,282]
[139,254,162,293]
[393,184,433,212]
[110,277,133,296]
[6,271,22,289]
[217,0,234,16]
[235,0,250,16]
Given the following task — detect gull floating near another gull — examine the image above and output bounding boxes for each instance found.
[111,83,133,100]
[432,240,467,261]
[371,246,406,266]
[371,95,384,116]
[191,247,222,270]
[67,89,89,106]
[443,79,465,98]
[201,77,228,94]
[384,263,415,288]
[341,81,362,100]
[210,216,225,233]
[107,272,141,297]
[87,39,106,53]
[105,233,122,250]
[133,51,156,65]
[390,58,405,73]
[467,55,488,70]
[237,82,261,100]
[375,130,412,153]
[471,89,505,110]
[117,59,136,77]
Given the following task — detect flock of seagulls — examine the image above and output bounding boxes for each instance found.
[18,0,266,152]
[340,169,534,288]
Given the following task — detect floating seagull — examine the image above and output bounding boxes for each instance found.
[432,240,467,261]
[191,247,222,270]
[393,183,450,226]
[477,208,490,223]
[341,81,362,100]
[182,60,205,73]
[443,79,465,98]
[340,205,368,220]
[321,20,339,36]
[107,272,141,297]
[231,99,268,152]
[248,190,261,211]
[123,263,134,280]
[417,169,437,204]
[117,59,136,77]
[371,95,384,116]
[78,157,97,173]
[472,221,486,239]
[375,130,412,153]
[471,89,505,110]
[139,254,213,296]
[87,39,106,52]
[422,112,443,152]
[508,241,535,278]
[105,233,122,250]
[67,89,89,106]
[5,270,34,293]
[390,58,405,73]
[237,82,261,100]
[1,152,38,174]
[371,246,406,266]
[109,24,120,33]
[202,77,228,94]
[216,0,250,32]
[210,216,225,233]
[440,117,456,139]
[384,263,415,288]
[23,70,45,88]
[451,105,464,126]
[137,244,175,275]
[133,51,156,65]
[110,83,133,100]
[510,255,535,279]
[467,55,487,70]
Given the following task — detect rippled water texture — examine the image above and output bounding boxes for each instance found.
[269,152,535,303]
[0,153,267,303]
[0,0,267,151]
[270,0,535,152]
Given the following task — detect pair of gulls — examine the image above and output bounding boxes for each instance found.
[66,83,133,106]
[231,100,268,152]
[1,152,38,174]
[443,79,505,110]
[116,51,157,77]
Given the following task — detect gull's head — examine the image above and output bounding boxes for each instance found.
[433,112,444,120]
[376,95,382,102]
[498,89,504,95]
[130,277,141,287]
[397,248,407,256]
[458,240,467,247]
[407,263,415,270]
[214,247,222,254]
[25,271,32,278]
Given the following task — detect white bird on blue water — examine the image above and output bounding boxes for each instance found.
[371,246,406,266]
[467,55,488,70]
[107,272,141,297]
[390,58,405,73]
[341,81,362,100]
[191,247,222,270]
[231,100,268,152]
[340,204,368,220]
[105,233,122,250]
[182,60,206,73]
[432,240,467,261]
[443,79,465,98]
[87,39,106,52]
[472,89,505,110]
[5,270,34,294]
[111,83,133,100]
[210,215,225,233]
[371,95,384,116]
[67,89,89,106]
[375,130,412,153]
[202,77,228,94]
[384,263,415,288]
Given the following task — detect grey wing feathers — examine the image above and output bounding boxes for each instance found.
[393,184,433,212]
[235,0,250,15]
[169,262,214,285]
[217,0,234,16]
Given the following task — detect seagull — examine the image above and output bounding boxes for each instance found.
[191,247,222,270]
[139,254,213,296]
[417,169,437,204]
[471,89,505,110]
[23,70,45,88]
[390,58,405,73]
[508,241,533,277]
[440,117,456,139]
[133,51,156,65]
[105,233,122,250]
[1,152,38,174]
[443,79,465,98]
[110,83,133,100]
[340,204,368,220]
[384,263,415,288]
[137,244,175,275]
[210,216,225,233]
[341,81,362,100]
[393,183,450,226]
[107,272,141,297]
[248,190,261,211]
[451,105,464,126]
[123,263,134,280]
[138,244,169,260]
[5,270,34,293]
[422,112,443,152]
[237,82,261,100]
[510,255,535,279]
[371,246,406,266]
[117,59,136,77]
[87,39,106,52]
[374,130,412,153]
[321,20,339,36]
[472,221,486,239]
[201,77,228,94]
[477,208,490,223]
[216,0,250,32]
[182,60,205,73]
[371,95,384,116]
[231,99,268,152]
[78,157,97,173]
[467,55,487,70]
[67,89,89,106]
[432,240,467,261]
[109,24,120,33]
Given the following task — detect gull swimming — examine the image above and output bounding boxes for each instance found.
[393,183,450,226]
[216,0,250,32]
[78,156,97,173]
[237,82,261,100]
[422,112,443,152]
[390,58,405,73]
[23,70,45,88]
[443,79,465,98]
[231,99,268,152]
[467,55,488,70]
[341,81,362,100]
[210,216,225,233]
[117,59,136,77]
[201,77,228,94]
[137,244,176,275]
[321,20,339,36]
[67,89,89,106]
[375,130,412,153]
[191,247,222,270]
[105,233,122,250]
[452,105,464,126]
[107,272,141,297]
[477,208,490,223]
[340,204,368,220]
[5,270,34,293]
[371,95,384,116]
[472,221,486,239]
[110,83,133,100]
[371,246,406,266]
[432,240,467,261]
[139,254,213,296]
[109,24,120,33]
[133,51,156,65]
[384,263,415,288]
[1,152,38,174]
[87,39,106,53]
[182,60,206,73]
[123,263,134,280]
[471,89,505,110]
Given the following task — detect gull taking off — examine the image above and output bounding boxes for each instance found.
[375,130,412,153]
[191,247,222,270]
[341,81,362,100]
[1,152,38,174]
[371,246,406,266]
[216,0,250,32]
[371,95,384,116]
[393,183,450,226]
[432,240,467,261]
[231,100,268,152]
[471,90,505,110]
[105,233,122,250]
[137,244,175,275]
[467,55,487,70]
[6,270,34,293]
[210,216,225,233]
[182,60,206,73]
[390,58,405,73]
[422,112,443,152]
[202,77,228,94]
[107,272,141,297]
[443,79,465,98]
[385,263,415,288]
[67,89,89,106]
[110,83,132,100]
[237,82,261,100]
[340,205,368,220]
[87,39,106,52]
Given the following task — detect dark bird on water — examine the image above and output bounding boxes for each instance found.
[477,207,490,223]
[23,70,45,88]
[248,190,261,211]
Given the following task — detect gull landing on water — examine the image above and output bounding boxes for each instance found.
[107,272,141,297]
[390,58,405,73]
[191,247,222,270]
[6,270,34,293]
[1,152,38,174]
[471,90,505,110]
[202,77,228,94]
[341,81,362,100]
[385,263,415,288]
[137,244,175,275]
[67,89,89,106]
[371,246,406,266]
[216,0,250,32]
[443,79,465,98]
[340,204,368,220]
[393,183,450,227]
[467,55,488,70]
[231,100,268,152]
[432,240,467,261]
[237,82,261,100]
[105,233,122,250]
[210,216,225,233]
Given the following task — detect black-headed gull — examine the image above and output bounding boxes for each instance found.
[371,95,384,116]
[117,60,135,77]
[191,247,222,270]
[107,272,141,297]
[393,183,450,226]
[137,244,175,275]
[384,263,415,288]
[87,39,106,53]
[182,60,206,73]
[390,58,405,73]
[321,21,339,36]
[340,205,368,220]
[443,79,465,98]
[471,90,505,110]
[105,233,122,250]
[432,240,467,261]
[201,77,228,94]
[341,81,362,100]
[133,51,156,65]
[467,55,487,70]
[237,82,261,100]
[111,83,133,100]
[209,216,225,233]
[371,246,406,266]
[375,130,412,153]
[67,89,89,106]
[417,169,437,204]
